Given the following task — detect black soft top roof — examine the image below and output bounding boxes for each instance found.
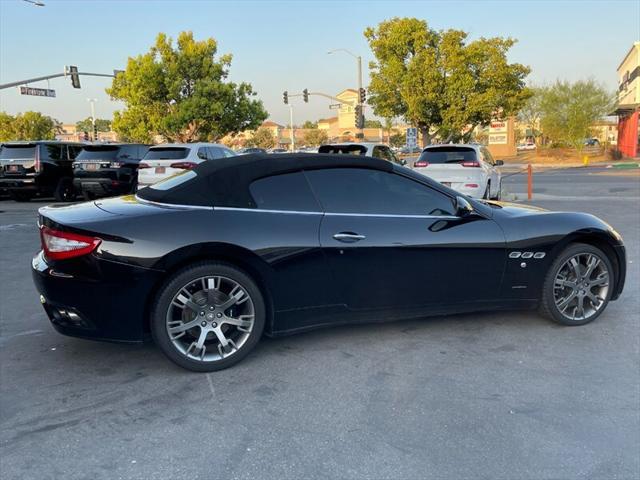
[137,153,393,208]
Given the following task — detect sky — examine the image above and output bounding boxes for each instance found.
[0,0,638,126]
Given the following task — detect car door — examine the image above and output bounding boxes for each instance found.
[304,167,506,313]
[481,147,500,197]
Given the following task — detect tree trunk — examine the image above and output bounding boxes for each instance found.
[420,126,431,147]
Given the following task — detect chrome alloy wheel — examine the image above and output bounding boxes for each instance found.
[553,253,610,322]
[165,276,255,362]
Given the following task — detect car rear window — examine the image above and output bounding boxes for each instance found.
[0,145,37,160]
[418,147,477,164]
[144,147,190,160]
[318,145,367,155]
[77,145,142,161]
[249,172,319,212]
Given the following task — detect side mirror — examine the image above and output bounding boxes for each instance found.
[455,196,474,217]
[495,160,504,166]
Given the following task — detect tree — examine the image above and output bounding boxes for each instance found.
[76,117,112,133]
[517,87,544,139]
[0,111,57,141]
[106,31,268,143]
[389,132,405,148]
[247,127,276,149]
[364,119,383,128]
[538,80,614,150]
[302,128,328,146]
[364,17,531,146]
[302,120,317,129]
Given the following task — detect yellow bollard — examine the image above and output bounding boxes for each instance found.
[583,155,589,166]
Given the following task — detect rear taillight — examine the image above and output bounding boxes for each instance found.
[464,183,479,188]
[40,226,101,261]
[109,161,124,168]
[34,147,41,173]
[138,162,151,169]
[461,162,480,167]
[414,160,429,167]
[169,162,198,170]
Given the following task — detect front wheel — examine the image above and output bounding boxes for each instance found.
[540,243,613,326]
[54,178,76,202]
[483,182,491,199]
[151,262,266,372]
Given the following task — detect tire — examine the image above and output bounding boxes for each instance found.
[539,243,614,326]
[54,178,76,202]
[82,191,96,201]
[491,180,502,200]
[9,191,33,202]
[150,261,266,372]
[483,182,491,199]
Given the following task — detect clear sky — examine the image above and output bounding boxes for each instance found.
[0,0,638,126]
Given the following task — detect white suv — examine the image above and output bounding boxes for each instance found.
[137,143,236,189]
[413,144,503,199]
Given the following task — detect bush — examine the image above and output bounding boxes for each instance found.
[607,148,623,161]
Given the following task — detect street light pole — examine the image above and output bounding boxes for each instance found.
[87,98,97,141]
[289,105,295,152]
[328,48,364,139]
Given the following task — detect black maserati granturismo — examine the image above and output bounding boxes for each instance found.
[32,153,626,371]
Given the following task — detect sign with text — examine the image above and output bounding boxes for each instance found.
[489,120,508,144]
[19,86,56,98]
[406,127,418,147]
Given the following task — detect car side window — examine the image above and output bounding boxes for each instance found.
[221,148,236,158]
[371,146,386,160]
[481,148,495,165]
[249,172,320,212]
[305,168,455,216]
[207,147,227,159]
[67,145,83,159]
[197,147,209,160]
[40,144,63,161]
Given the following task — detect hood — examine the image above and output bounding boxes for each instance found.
[482,200,549,217]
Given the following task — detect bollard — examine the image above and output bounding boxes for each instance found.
[583,155,589,166]
[527,163,533,200]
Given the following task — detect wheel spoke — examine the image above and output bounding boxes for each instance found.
[212,326,230,348]
[205,277,219,305]
[221,314,254,331]
[218,286,248,311]
[168,319,201,335]
[589,273,609,287]
[557,291,577,311]
[173,290,201,313]
[569,257,581,279]
[555,278,577,289]
[575,296,585,319]
[584,255,600,279]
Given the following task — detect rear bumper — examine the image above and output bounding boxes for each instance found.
[31,251,163,342]
[74,177,132,197]
[0,177,40,191]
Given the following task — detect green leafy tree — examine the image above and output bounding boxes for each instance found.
[302,120,317,129]
[539,80,614,150]
[364,17,531,146]
[364,119,383,128]
[389,132,405,148]
[247,127,276,149]
[0,111,57,141]
[107,31,268,143]
[76,117,112,133]
[517,86,544,139]
[302,128,328,146]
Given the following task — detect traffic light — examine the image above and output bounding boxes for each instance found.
[359,88,366,103]
[83,131,89,141]
[302,88,309,103]
[93,124,98,141]
[283,91,288,105]
[354,105,364,129]
[68,65,81,89]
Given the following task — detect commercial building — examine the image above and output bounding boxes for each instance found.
[614,42,640,157]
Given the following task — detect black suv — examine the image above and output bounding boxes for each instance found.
[0,141,84,201]
[72,143,149,199]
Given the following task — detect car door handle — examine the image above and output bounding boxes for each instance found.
[333,232,366,243]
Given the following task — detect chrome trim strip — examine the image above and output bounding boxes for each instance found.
[134,195,214,211]
[214,206,322,215]
[213,206,459,219]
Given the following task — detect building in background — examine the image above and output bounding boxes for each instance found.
[614,42,639,157]
[55,123,118,143]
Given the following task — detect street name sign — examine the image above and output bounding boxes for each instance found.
[19,86,56,98]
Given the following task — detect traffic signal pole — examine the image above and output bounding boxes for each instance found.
[356,54,363,139]
[0,68,116,90]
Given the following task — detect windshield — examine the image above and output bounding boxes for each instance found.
[0,145,37,160]
[418,147,477,164]
[76,146,120,160]
[144,147,190,160]
[318,145,367,155]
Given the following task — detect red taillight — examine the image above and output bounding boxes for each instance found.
[461,162,480,167]
[414,160,429,167]
[34,147,41,173]
[138,162,151,169]
[40,226,101,261]
[464,183,479,188]
[169,162,198,170]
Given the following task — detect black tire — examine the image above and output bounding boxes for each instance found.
[82,191,96,201]
[150,261,266,372]
[483,182,491,199]
[539,243,614,326]
[9,191,33,202]
[491,180,502,200]
[54,178,76,202]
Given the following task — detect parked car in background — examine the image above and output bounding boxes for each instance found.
[413,144,503,199]
[73,143,149,199]
[238,147,267,155]
[269,148,288,153]
[584,138,600,147]
[0,141,84,201]
[517,142,537,151]
[137,143,236,189]
[318,142,406,166]
[399,146,422,155]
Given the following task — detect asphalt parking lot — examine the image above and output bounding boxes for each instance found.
[1,166,639,480]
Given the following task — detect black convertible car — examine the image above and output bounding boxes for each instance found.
[32,154,626,371]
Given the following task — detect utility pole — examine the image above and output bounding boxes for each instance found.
[328,49,364,139]
[289,105,295,152]
[87,98,97,141]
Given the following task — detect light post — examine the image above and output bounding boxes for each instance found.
[289,105,295,152]
[22,0,45,6]
[328,48,363,138]
[87,98,97,141]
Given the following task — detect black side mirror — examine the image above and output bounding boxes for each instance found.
[455,196,474,217]
[495,160,504,166]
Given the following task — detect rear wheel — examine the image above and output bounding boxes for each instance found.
[483,181,491,199]
[151,262,265,372]
[54,178,76,202]
[540,243,613,326]
[9,191,33,202]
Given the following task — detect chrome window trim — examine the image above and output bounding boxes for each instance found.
[213,206,458,219]
[134,195,214,211]
[214,206,322,215]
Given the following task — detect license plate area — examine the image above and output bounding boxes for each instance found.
[8,165,19,172]
[155,167,166,174]
[85,163,98,171]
